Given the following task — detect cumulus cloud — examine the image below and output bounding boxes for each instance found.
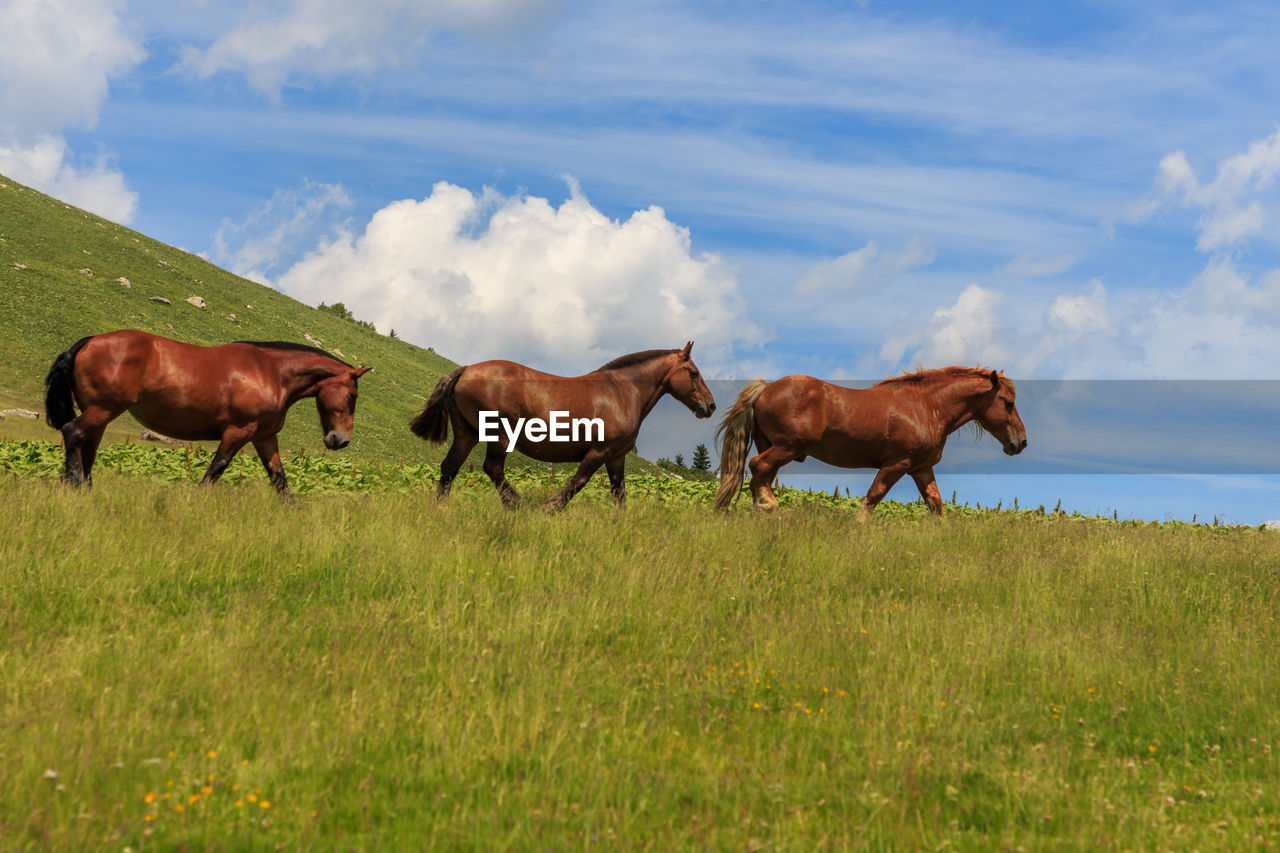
[794,238,934,295]
[0,0,143,222]
[178,0,558,95]
[0,0,144,142]
[275,180,765,371]
[1152,128,1280,252]
[213,180,353,284]
[879,283,1007,368]
[1047,280,1110,335]
[0,136,137,223]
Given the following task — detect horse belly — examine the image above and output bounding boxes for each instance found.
[807,433,886,470]
[129,396,227,442]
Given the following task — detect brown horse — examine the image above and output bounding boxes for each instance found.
[410,342,716,510]
[713,367,1027,519]
[44,330,370,493]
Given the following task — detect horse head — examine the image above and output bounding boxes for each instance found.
[663,342,717,419]
[316,366,372,449]
[973,369,1027,456]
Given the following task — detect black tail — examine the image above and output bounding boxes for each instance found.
[409,366,465,444]
[44,336,93,430]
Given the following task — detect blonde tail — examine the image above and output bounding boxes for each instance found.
[713,379,768,509]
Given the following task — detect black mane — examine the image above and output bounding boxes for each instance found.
[234,340,353,368]
[592,348,679,373]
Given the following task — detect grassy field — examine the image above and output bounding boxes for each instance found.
[3,452,1278,851]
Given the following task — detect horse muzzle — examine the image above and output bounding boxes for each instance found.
[324,431,351,450]
[1003,437,1028,456]
[695,400,716,419]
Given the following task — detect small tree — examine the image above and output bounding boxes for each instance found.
[674,453,685,468]
[691,443,711,472]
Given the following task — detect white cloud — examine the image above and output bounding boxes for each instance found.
[794,238,934,295]
[0,0,143,223]
[1152,128,1280,252]
[178,0,558,95]
[0,136,137,223]
[213,180,353,284]
[1047,280,1110,335]
[0,0,144,142]
[879,283,1006,368]
[872,128,1280,380]
[275,180,765,372]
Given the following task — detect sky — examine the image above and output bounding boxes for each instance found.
[4,0,1280,522]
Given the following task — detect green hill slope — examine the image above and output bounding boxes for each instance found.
[0,174,657,473]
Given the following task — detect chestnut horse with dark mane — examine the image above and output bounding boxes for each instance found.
[410,343,716,511]
[45,330,370,494]
[714,367,1027,519]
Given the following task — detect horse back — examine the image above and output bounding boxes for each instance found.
[453,360,622,423]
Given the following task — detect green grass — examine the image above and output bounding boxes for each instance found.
[2,459,1278,850]
[0,173,659,474]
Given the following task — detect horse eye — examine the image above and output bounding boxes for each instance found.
[1005,400,1013,411]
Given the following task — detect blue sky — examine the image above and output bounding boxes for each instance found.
[4,0,1280,521]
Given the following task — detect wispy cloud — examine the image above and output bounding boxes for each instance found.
[212,179,353,284]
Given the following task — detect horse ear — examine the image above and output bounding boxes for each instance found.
[989,369,1000,387]
[680,341,693,360]
[354,366,372,377]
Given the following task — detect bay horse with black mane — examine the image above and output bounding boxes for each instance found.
[714,367,1027,519]
[410,343,716,511]
[45,329,370,494]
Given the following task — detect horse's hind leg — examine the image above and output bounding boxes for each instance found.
[482,442,519,507]
[60,405,118,486]
[201,426,255,485]
[605,455,626,506]
[747,444,801,512]
[253,435,291,497]
[859,460,910,522]
[437,428,478,499]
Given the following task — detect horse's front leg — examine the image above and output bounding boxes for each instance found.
[252,434,291,498]
[541,449,607,513]
[605,455,626,506]
[859,460,910,522]
[911,467,945,517]
[201,425,256,485]
[482,442,520,507]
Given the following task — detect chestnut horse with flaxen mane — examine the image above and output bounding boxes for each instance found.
[410,343,716,511]
[45,329,370,494]
[714,367,1027,519]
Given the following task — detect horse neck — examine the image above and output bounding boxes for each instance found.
[279,354,346,401]
[604,357,674,420]
[929,375,991,435]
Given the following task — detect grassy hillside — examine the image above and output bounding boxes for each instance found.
[2,471,1277,849]
[0,174,658,473]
